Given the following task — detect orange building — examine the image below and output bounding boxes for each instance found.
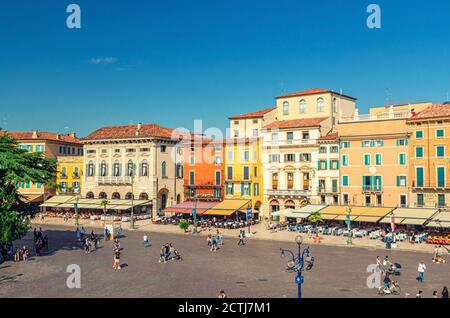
[407,104,450,208]
[183,137,224,201]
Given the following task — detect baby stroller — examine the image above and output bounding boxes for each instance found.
[387,263,402,276]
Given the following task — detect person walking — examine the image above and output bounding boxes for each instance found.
[376,256,383,273]
[432,291,438,298]
[104,227,110,241]
[437,245,445,264]
[238,230,245,246]
[433,246,438,263]
[417,262,426,283]
[64,212,69,222]
[142,234,149,247]
[218,290,227,298]
[442,286,449,298]
[416,290,423,298]
[113,250,121,271]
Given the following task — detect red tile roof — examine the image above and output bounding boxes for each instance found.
[275,88,357,100]
[319,132,339,140]
[408,104,450,121]
[1,131,81,144]
[264,117,329,130]
[83,123,178,141]
[229,107,275,120]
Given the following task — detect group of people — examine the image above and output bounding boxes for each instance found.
[33,227,48,256]
[432,245,446,264]
[207,231,223,252]
[159,243,182,263]
[414,287,448,298]
[238,230,247,246]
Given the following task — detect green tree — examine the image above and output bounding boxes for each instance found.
[0,134,57,244]
[100,199,109,216]
[179,219,189,232]
[309,211,323,224]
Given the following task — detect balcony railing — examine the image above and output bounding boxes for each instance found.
[266,189,312,197]
[412,181,450,189]
[98,177,132,185]
[362,185,383,192]
[319,187,339,194]
[339,109,412,123]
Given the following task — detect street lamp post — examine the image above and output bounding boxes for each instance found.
[130,164,135,230]
[346,207,352,245]
[74,195,80,226]
[280,235,310,299]
[192,187,198,234]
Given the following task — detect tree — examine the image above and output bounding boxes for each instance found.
[100,199,109,216]
[179,219,189,232]
[0,134,57,244]
[309,211,323,224]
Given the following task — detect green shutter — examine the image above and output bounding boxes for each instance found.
[416,168,424,187]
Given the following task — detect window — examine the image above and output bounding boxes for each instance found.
[396,139,408,146]
[436,146,445,158]
[343,194,349,204]
[113,160,121,176]
[300,153,311,162]
[396,175,407,187]
[35,145,45,152]
[317,98,324,112]
[268,154,280,163]
[242,183,250,196]
[283,101,290,115]
[399,153,406,165]
[330,146,338,153]
[375,153,382,165]
[215,171,221,185]
[36,183,42,189]
[234,120,239,125]
[243,150,249,162]
[189,171,195,185]
[438,194,445,208]
[73,167,79,177]
[86,149,96,154]
[214,156,222,165]
[87,161,94,177]
[342,176,349,187]
[160,145,167,153]
[189,155,195,165]
[140,148,150,152]
[415,147,424,158]
[243,166,250,180]
[227,166,233,180]
[252,129,259,137]
[299,99,306,114]
[376,194,382,206]
[319,147,327,154]
[365,195,371,206]
[126,160,134,176]
[61,167,67,177]
[226,183,233,195]
[176,164,183,178]
[415,130,423,139]
[361,140,371,148]
[101,149,108,154]
[437,167,445,187]
[364,154,371,166]
[302,131,309,140]
[233,130,240,138]
[141,160,148,177]
[416,167,424,187]
[284,154,295,162]
[436,129,445,138]
[342,155,349,166]
[253,183,259,196]
[114,149,121,153]
[340,141,350,148]
[318,160,328,170]
[254,166,258,177]
[271,133,279,142]
[417,194,424,207]
[161,161,167,178]
[100,161,107,177]
[252,119,258,124]
[332,179,338,193]
[330,160,339,170]
[227,150,234,161]
[286,132,294,143]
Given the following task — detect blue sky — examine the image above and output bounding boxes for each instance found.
[1,0,449,137]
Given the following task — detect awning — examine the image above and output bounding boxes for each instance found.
[272,209,296,218]
[425,211,450,228]
[40,196,152,211]
[203,199,251,216]
[293,204,326,219]
[163,201,218,215]
[318,206,394,223]
[380,208,439,226]
[23,194,44,203]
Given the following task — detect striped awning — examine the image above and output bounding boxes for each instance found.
[203,199,251,216]
[163,201,218,215]
[380,208,439,226]
[426,211,450,228]
[40,196,151,210]
[318,206,394,223]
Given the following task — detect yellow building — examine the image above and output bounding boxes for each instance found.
[56,156,84,195]
[3,131,82,203]
[224,138,263,217]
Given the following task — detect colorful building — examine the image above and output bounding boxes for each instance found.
[224,138,263,216]
[229,107,276,138]
[407,104,450,208]
[56,156,83,195]
[317,133,340,205]
[337,103,431,207]
[182,137,224,202]
[3,131,82,203]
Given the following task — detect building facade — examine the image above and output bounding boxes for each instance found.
[56,156,83,195]
[407,104,450,208]
[81,123,184,217]
[317,133,340,205]
[4,131,82,203]
[229,107,276,138]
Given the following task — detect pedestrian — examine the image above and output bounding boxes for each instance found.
[432,291,438,298]
[238,230,245,246]
[33,228,38,243]
[437,245,445,263]
[75,227,81,242]
[143,234,149,247]
[64,212,69,222]
[218,290,227,298]
[376,256,383,273]
[80,227,86,240]
[104,227,110,241]
[416,290,423,298]
[417,262,426,283]
[43,235,49,252]
[442,286,449,298]
[382,256,392,272]
[22,246,29,261]
[433,246,438,262]
[113,250,121,271]
[207,235,212,247]
[159,245,166,263]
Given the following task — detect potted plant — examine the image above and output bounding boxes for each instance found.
[179,219,189,233]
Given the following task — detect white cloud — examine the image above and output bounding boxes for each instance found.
[88,57,118,65]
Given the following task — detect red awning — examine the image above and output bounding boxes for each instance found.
[163,201,218,215]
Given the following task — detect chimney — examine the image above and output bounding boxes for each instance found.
[32,131,38,139]
[69,132,77,138]
[137,123,142,130]
[56,134,61,140]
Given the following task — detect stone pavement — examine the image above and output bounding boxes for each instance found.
[31,217,439,254]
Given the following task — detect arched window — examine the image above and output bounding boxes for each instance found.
[99,192,107,199]
[299,99,307,114]
[162,161,167,178]
[317,98,324,112]
[176,194,181,204]
[283,101,290,115]
[100,161,107,177]
[112,192,121,200]
[126,160,134,177]
[113,160,121,177]
[141,160,148,177]
[87,161,94,177]
[139,193,149,200]
[125,192,134,200]
[161,193,167,210]
[86,192,94,199]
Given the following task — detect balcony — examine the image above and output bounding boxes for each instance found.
[412,181,450,190]
[339,109,412,123]
[319,187,339,194]
[266,189,312,197]
[362,185,383,193]
[98,177,132,185]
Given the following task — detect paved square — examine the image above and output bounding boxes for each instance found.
[0,225,448,298]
